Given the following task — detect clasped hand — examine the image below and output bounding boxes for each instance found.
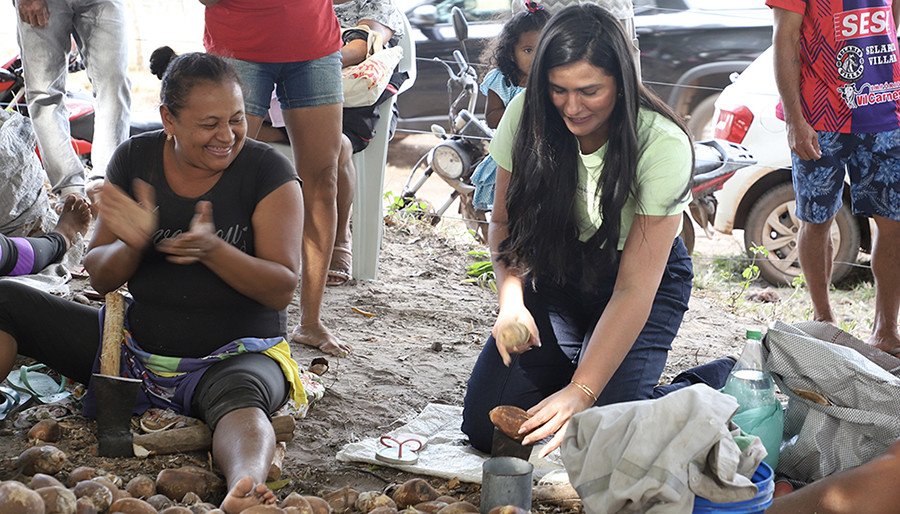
[99,180,219,264]
[99,180,158,251]
[156,201,220,265]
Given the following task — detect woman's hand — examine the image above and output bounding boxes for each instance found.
[98,179,158,251]
[157,201,222,265]
[492,305,540,366]
[519,383,596,457]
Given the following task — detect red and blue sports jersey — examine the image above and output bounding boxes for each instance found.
[767,0,900,133]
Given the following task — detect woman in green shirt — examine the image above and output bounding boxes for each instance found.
[462,3,733,456]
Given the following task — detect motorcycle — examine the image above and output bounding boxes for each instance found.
[398,8,756,251]
[399,6,493,242]
[683,139,756,254]
[1,53,162,169]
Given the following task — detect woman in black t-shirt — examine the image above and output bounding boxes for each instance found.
[0,53,303,513]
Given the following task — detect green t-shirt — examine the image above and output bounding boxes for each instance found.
[489,93,693,250]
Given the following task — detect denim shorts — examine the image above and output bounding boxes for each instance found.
[224,52,343,117]
[791,128,900,223]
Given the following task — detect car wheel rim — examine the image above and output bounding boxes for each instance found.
[761,200,842,276]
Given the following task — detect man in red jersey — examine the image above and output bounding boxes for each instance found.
[769,0,900,356]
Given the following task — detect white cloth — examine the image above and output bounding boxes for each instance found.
[336,403,565,483]
[561,384,765,514]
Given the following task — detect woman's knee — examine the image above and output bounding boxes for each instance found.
[192,354,288,429]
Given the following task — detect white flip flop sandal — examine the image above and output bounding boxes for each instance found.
[375,434,426,465]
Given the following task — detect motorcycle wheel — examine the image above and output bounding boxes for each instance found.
[743,182,860,286]
[680,212,695,255]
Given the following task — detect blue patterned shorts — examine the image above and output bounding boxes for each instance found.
[791,128,900,223]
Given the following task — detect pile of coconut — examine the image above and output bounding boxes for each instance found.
[3,422,532,514]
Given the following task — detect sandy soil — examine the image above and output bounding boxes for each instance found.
[0,136,760,510]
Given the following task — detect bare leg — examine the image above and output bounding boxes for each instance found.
[867,216,900,354]
[327,135,354,286]
[797,218,835,323]
[283,104,352,356]
[214,407,277,514]
[767,441,900,514]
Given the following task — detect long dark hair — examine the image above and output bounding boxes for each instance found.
[499,4,691,285]
[481,5,551,87]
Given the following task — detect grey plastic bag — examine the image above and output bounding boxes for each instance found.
[0,110,54,236]
[764,321,900,485]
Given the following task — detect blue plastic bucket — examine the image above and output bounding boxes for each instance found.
[693,462,774,514]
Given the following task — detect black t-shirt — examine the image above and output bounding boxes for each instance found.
[106,131,299,357]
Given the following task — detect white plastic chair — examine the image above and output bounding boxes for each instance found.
[350,11,417,280]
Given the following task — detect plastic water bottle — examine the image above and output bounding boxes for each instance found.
[720,329,784,470]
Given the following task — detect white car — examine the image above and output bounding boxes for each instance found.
[711,47,870,286]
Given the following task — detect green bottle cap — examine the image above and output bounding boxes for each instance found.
[746,329,763,340]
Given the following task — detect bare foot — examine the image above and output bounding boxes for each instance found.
[292,322,352,357]
[220,476,276,514]
[867,332,900,357]
[52,195,92,247]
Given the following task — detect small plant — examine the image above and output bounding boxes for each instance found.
[384,191,429,217]
[383,191,435,231]
[728,244,768,311]
[463,250,496,293]
[769,272,806,320]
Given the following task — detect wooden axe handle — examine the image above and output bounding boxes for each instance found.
[100,292,126,376]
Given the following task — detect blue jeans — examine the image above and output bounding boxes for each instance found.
[16,0,132,196]
[462,238,732,453]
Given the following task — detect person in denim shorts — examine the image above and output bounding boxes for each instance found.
[769,0,900,356]
[202,0,351,357]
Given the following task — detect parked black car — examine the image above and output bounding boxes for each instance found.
[395,0,773,138]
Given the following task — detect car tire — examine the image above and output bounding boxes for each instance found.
[680,212,695,255]
[743,182,860,286]
[686,94,718,141]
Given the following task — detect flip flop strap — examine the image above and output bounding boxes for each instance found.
[19,364,67,395]
[379,435,423,458]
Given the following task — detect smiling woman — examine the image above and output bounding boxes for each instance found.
[160,80,247,179]
[0,52,305,514]
[461,3,736,456]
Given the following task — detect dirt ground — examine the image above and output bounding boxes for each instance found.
[0,136,768,511]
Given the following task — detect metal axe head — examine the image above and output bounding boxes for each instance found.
[91,374,141,457]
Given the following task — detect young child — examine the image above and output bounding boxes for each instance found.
[471,1,550,211]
